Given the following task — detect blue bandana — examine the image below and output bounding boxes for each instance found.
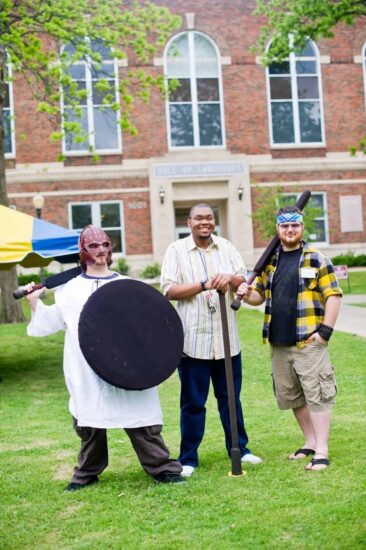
[277,212,303,224]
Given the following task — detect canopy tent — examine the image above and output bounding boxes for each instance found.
[0,205,79,270]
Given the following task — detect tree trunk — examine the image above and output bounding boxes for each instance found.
[0,268,25,323]
[0,47,25,323]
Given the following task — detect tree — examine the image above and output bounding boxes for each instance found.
[254,0,366,63]
[0,0,180,323]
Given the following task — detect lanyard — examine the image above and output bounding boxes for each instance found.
[198,249,216,313]
[198,249,210,280]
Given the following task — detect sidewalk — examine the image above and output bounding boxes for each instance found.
[335,294,366,337]
[243,294,366,338]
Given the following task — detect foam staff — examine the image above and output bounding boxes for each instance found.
[231,190,312,311]
[218,291,244,477]
[13,266,82,299]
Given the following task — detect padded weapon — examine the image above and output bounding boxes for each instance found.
[231,190,312,310]
[13,266,82,299]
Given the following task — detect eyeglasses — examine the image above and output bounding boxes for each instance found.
[87,242,111,250]
[278,223,302,230]
[189,215,215,222]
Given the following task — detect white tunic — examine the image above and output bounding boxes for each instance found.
[27,273,163,429]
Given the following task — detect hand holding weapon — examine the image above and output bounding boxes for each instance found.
[231,190,312,311]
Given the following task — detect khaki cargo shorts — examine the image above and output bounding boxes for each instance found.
[270,340,337,412]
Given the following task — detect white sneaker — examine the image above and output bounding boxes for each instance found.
[241,453,262,464]
[181,465,195,477]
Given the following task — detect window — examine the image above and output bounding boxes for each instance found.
[3,58,15,156]
[69,201,125,253]
[278,192,328,244]
[267,39,325,146]
[62,39,121,154]
[165,32,225,148]
[174,206,221,239]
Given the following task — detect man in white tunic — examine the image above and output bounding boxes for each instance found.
[26,225,183,490]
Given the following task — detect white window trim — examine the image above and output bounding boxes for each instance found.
[4,59,16,159]
[266,38,326,148]
[68,200,126,254]
[280,190,329,246]
[164,30,226,150]
[61,42,122,156]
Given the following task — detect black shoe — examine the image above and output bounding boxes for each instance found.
[65,476,99,492]
[154,472,186,484]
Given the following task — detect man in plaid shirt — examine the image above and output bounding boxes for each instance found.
[237,206,342,471]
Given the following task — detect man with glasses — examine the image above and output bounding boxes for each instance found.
[25,225,183,489]
[161,203,262,477]
[237,206,342,471]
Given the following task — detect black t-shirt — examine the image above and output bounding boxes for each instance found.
[269,248,302,346]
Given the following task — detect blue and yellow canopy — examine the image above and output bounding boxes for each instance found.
[0,205,79,269]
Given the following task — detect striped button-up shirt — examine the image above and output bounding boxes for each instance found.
[160,234,246,360]
[252,242,343,348]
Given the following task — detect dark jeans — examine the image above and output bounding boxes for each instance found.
[178,353,250,467]
[71,417,182,484]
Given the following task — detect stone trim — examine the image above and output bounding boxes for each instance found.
[185,13,195,30]
[250,179,366,187]
[9,187,150,199]
[6,160,149,184]
[248,153,366,173]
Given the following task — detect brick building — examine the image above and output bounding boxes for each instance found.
[4,1,366,273]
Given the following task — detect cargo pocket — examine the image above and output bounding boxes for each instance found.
[319,370,337,403]
[147,424,163,439]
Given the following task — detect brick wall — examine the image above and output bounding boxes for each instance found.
[5,1,366,260]
[8,3,366,161]
[251,182,366,248]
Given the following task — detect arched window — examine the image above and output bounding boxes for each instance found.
[61,39,121,154]
[3,56,15,156]
[266,39,325,146]
[165,31,225,148]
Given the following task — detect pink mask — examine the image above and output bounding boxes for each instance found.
[79,225,112,269]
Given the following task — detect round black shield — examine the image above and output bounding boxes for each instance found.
[78,279,184,390]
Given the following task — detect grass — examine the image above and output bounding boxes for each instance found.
[0,307,365,549]
[339,270,366,295]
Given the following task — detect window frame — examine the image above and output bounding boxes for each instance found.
[279,191,329,246]
[266,38,326,148]
[68,200,125,255]
[61,40,122,156]
[164,31,226,150]
[4,58,16,158]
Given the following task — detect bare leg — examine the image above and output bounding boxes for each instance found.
[288,404,316,459]
[305,409,331,470]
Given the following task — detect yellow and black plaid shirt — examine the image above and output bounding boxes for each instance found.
[252,242,343,348]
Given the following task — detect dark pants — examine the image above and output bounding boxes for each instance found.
[71,417,182,484]
[178,353,250,467]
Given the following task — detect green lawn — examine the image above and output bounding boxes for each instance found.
[339,270,366,294]
[0,308,365,549]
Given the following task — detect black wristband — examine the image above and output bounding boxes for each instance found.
[317,324,333,341]
[200,281,207,292]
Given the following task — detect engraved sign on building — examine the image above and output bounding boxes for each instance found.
[154,161,245,178]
